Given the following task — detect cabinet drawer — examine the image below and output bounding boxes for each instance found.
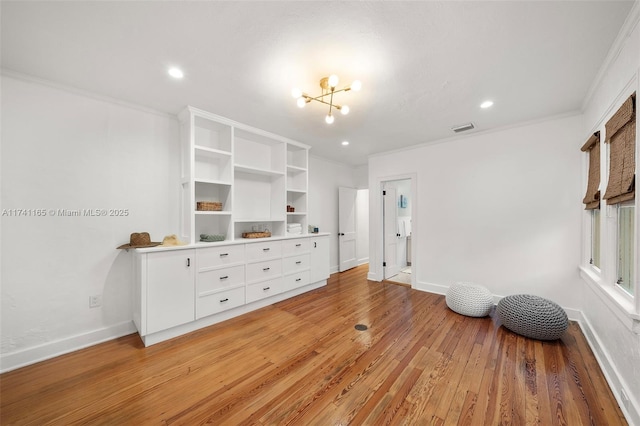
[283,271,310,292]
[246,277,283,304]
[197,245,245,269]
[283,254,310,274]
[245,241,282,262]
[282,238,310,255]
[197,265,245,295]
[196,286,245,319]
[246,259,282,283]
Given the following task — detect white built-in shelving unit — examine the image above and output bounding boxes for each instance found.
[178,106,309,244]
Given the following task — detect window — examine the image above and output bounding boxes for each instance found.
[617,203,635,295]
[591,208,601,268]
[602,92,635,296]
[581,131,601,268]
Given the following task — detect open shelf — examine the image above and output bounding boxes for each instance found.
[234,128,285,174]
[195,181,231,213]
[233,220,285,240]
[193,116,232,152]
[234,164,286,177]
[287,144,307,169]
[180,106,309,243]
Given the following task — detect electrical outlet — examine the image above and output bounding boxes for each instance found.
[620,388,630,412]
[89,295,102,308]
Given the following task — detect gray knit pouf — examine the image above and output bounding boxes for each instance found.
[446,282,493,317]
[497,294,568,340]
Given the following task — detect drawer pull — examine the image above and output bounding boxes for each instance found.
[220,275,229,280]
[296,261,302,264]
[220,298,229,303]
[220,253,229,257]
[263,267,270,271]
[296,278,302,282]
[263,287,270,291]
[263,248,270,252]
[187,258,191,267]
[296,244,302,247]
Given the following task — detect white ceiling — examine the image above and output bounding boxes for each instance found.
[1,1,634,166]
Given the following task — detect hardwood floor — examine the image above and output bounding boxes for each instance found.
[0,265,627,425]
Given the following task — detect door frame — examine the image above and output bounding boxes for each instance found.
[368,173,417,287]
[338,186,358,272]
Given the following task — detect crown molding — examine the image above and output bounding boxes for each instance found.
[581,0,640,111]
[1,68,176,120]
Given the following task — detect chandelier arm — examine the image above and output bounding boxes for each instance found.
[304,86,351,102]
[304,97,342,108]
[328,90,334,115]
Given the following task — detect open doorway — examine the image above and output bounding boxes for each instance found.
[382,179,412,285]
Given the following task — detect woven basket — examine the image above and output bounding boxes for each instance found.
[196,201,222,211]
[242,231,271,239]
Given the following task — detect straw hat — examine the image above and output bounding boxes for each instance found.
[160,234,187,246]
[117,232,161,249]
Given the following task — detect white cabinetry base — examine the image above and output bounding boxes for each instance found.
[140,279,326,347]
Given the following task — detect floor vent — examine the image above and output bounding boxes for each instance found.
[451,122,475,133]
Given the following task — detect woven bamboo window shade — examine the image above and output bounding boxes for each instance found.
[581,131,601,210]
[603,93,636,205]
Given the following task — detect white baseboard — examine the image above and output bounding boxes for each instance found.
[415,280,448,295]
[0,320,136,373]
[578,315,640,426]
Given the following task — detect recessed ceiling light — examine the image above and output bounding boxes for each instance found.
[480,100,494,109]
[341,141,349,146]
[168,67,184,79]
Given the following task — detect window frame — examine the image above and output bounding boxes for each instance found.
[579,88,639,331]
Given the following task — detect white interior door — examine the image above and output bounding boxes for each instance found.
[338,186,358,272]
[384,186,399,279]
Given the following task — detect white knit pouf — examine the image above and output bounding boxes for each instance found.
[446,282,494,317]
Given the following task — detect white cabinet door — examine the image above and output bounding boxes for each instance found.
[310,235,330,283]
[146,250,195,334]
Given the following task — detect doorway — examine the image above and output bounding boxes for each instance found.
[382,178,413,285]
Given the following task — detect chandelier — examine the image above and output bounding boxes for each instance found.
[291,75,361,124]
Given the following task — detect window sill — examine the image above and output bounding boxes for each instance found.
[579,265,640,334]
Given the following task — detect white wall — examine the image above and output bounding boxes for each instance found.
[368,113,584,311]
[579,3,640,424]
[308,155,357,273]
[0,75,180,371]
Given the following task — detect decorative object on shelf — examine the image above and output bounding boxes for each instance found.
[160,234,187,246]
[196,201,223,211]
[287,205,295,212]
[497,294,568,340]
[200,234,225,242]
[117,232,161,249]
[291,75,361,124]
[287,223,302,235]
[242,231,272,239]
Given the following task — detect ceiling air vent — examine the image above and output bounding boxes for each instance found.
[451,122,475,133]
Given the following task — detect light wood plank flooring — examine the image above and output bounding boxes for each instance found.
[0,265,627,425]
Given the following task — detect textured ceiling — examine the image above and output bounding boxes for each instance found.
[1,1,634,166]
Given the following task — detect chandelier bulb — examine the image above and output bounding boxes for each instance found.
[340,105,350,115]
[351,80,362,91]
[296,97,306,108]
[328,74,339,88]
[325,114,335,124]
[291,88,302,98]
